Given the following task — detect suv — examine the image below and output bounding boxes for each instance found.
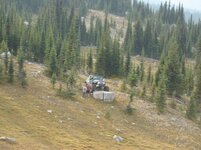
[86,75,109,92]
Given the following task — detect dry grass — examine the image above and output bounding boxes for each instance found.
[0,62,200,150]
[85,9,132,44]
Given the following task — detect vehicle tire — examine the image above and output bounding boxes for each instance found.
[104,86,109,91]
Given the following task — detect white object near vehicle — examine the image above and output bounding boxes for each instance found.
[0,51,11,58]
[93,91,115,102]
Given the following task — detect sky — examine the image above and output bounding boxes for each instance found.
[141,0,201,11]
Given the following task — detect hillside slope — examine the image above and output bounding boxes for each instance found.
[0,62,200,150]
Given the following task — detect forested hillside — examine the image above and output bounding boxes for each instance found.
[0,0,201,149]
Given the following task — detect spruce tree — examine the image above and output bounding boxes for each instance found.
[17,48,24,72]
[186,98,196,120]
[17,48,27,87]
[140,53,145,82]
[192,37,201,110]
[3,47,9,75]
[156,75,166,113]
[8,56,14,83]
[124,19,132,52]
[4,49,9,75]
[87,49,93,74]
[165,41,183,96]
[147,65,151,84]
[125,51,131,76]
[66,70,76,93]
[19,69,27,88]
[111,38,120,76]
[48,46,57,76]
[0,63,3,82]
[51,73,57,88]
[128,67,138,88]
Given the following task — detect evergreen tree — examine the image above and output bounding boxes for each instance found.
[124,19,132,52]
[128,67,138,88]
[140,51,145,82]
[125,51,131,76]
[111,38,120,76]
[0,63,3,82]
[17,48,24,72]
[66,70,76,93]
[8,56,14,83]
[4,48,9,75]
[147,65,151,84]
[156,74,166,113]
[191,39,201,110]
[1,41,9,75]
[87,49,93,74]
[17,47,27,87]
[186,98,196,120]
[141,84,147,98]
[165,41,183,96]
[155,52,166,86]
[133,20,143,55]
[48,46,57,76]
[51,73,57,88]
[19,69,27,88]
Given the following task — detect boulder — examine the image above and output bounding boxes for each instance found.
[0,137,16,144]
[113,135,124,142]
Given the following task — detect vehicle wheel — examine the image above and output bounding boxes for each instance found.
[104,86,109,91]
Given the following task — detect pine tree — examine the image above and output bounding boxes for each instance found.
[17,47,27,87]
[156,75,166,113]
[17,48,24,72]
[48,46,57,76]
[191,56,201,111]
[155,52,166,86]
[140,52,145,82]
[133,20,143,55]
[125,51,131,76]
[111,38,120,76]
[186,98,196,120]
[0,63,3,82]
[128,67,138,88]
[87,49,93,74]
[165,41,183,96]
[51,73,57,88]
[1,40,9,75]
[124,19,132,52]
[147,65,151,84]
[19,69,27,88]
[8,56,14,83]
[66,70,76,93]
[4,48,9,75]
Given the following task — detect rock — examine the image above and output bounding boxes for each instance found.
[113,135,124,142]
[47,110,52,113]
[132,122,136,125]
[59,120,63,123]
[0,137,16,144]
[116,128,121,132]
[96,115,100,119]
[111,106,114,109]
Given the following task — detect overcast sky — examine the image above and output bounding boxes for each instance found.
[141,0,201,11]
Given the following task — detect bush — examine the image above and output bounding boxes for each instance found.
[120,80,127,92]
[126,104,134,115]
[105,111,111,120]
[170,100,177,109]
[57,90,76,99]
